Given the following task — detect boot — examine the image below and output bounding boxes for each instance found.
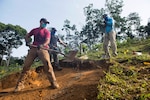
[51,81,59,89]
[112,53,118,57]
[56,66,63,71]
[14,82,25,92]
[14,72,28,92]
[101,54,110,59]
[55,63,63,71]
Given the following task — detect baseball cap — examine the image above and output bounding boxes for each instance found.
[40,18,50,24]
[51,27,57,31]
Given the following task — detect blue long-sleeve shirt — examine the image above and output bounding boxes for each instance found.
[105,17,114,33]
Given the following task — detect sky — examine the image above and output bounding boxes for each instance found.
[0,0,150,58]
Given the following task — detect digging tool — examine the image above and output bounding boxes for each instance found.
[29,44,78,61]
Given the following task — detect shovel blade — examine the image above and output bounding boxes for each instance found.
[63,50,78,62]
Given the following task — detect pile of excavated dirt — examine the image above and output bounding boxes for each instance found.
[0,59,112,100]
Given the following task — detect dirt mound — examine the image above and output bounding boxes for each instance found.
[0,59,112,100]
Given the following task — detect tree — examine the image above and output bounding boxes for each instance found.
[105,0,124,29]
[105,0,142,40]
[136,25,146,39]
[81,4,105,49]
[126,12,141,39]
[61,0,143,51]
[0,22,27,66]
[105,0,128,40]
[145,20,150,37]
[62,19,80,49]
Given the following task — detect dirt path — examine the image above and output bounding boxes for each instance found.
[0,60,110,100]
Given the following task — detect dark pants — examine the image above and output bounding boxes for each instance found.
[50,52,60,68]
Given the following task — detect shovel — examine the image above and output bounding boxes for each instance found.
[29,44,78,61]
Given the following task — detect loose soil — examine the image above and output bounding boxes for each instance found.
[0,59,112,100]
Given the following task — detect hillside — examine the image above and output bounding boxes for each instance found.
[0,38,150,100]
[0,60,111,100]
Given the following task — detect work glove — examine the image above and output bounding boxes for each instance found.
[53,47,60,51]
[102,21,106,27]
[37,44,44,49]
[104,21,107,25]
[64,43,68,47]
[52,46,61,54]
[103,21,106,24]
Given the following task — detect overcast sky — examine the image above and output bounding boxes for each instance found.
[0,0,150,58]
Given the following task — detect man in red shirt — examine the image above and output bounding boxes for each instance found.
[14,18,59,92]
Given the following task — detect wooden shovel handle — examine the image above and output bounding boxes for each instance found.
[29,44,66,56]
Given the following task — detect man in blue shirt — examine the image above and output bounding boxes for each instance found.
[49,27,67,71]
[102,14,117,59]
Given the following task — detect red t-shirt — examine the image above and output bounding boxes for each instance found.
[28,27,50,48]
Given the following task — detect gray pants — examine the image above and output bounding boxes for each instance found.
[103,30,117,57]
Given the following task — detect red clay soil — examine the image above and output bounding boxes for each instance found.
[0,59,111,100]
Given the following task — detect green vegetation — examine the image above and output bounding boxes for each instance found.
[96,38,150,100]
[0,60,43,79]
[0,35,150,100]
